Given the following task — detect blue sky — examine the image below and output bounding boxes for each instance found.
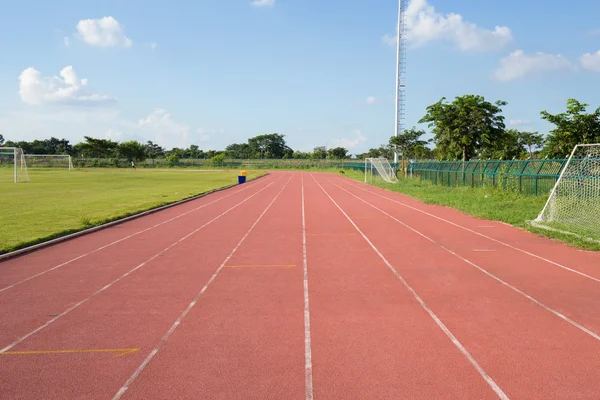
[0,0,599,155]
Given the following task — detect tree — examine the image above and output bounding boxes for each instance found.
[247,133,288,159]
[389,127,428,174]
[515,130,544,158]
[187,144,203,159]
[73,136,119,158]
[419,94,508,161]
[119,141,147,162]
[327,147,348,160]
[0,134,4,146]
[144,141,165,159]
[489,129,525,160]
[312,146,327,159]
[541,98,600,158]
[225,143,252,159]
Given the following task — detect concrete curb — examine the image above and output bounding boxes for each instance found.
[0,173,269,262]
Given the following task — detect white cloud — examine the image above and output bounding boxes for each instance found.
[580,51,600,72]
[250,0,275,6]
[509,119,531,126]
[330,130,367,149]
[63,37,70,47]
[366,96,376,105]
[587,29,600,36]
[76,16,132,47]
[150,42,158,50]
[138,108,192,149]
[494,50,574,81]
[382,0,512,52]
[18,66,114,105]
[0,106,213,150]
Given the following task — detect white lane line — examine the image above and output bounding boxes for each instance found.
[0,181,276,355]
[0,176,276,293]
[336,177,600,285]
[112,175,293,400]
[326,177,600,343]
[311,174,509,400]
[301,174,314,400]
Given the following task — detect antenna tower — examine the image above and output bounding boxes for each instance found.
[393,0,408,163]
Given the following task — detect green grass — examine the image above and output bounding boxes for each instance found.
[0,168,265,254]
[338,169,600,251]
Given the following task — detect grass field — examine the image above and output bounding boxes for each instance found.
[340,169,600,251]
[0,168,265,254]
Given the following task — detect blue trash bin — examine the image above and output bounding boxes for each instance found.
[238,175,246,184]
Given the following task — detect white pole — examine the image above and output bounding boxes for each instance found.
[13,148,17,183]
[393,0,402,164]
[535,144,579,222]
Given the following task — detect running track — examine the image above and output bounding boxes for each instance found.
[1,171,600,399]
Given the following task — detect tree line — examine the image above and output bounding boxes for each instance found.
[2,96,598,163]
[364,96,600,163]
[0,133,352,163]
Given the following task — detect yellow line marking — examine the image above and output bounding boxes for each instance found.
[1,348,140,358]
[224,264,296,269]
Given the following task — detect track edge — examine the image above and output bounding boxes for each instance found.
[0,172,269,262]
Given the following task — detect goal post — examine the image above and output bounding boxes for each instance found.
[364,157,398,184]
[0,147,29,183]
[24,154,73,170]
[532,143,600,241]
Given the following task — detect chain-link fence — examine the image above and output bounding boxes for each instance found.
[406,159,569,196]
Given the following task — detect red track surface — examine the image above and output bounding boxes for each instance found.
[2,171,600,399]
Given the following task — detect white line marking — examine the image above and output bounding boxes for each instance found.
[326,177,600,343]
[0,181,275,355]
[0,176,275,293]
[112,176,293,400]
[336,177,600,285]
[311,174,509,400]
[301,174,314,400]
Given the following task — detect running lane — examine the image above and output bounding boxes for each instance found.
[329,175,600,334]
[335,175,600,278]
[0,175,286,400]
[118,173,305,400]
[316,172,600,399]
[303,174,501,399]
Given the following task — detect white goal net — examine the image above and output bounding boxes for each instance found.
[364,157,398,184]
[533,143,600,241]
[0,147,29,183]
[25,154,73,170]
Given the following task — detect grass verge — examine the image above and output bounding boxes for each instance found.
[1,168,265,254]
[337,168,600,251]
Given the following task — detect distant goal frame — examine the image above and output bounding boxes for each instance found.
[364,157,398,184]
[0,147,29,183]
[24,154,74,170]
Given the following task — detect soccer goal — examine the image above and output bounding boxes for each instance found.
[0,147,30,183]
[532,143,600,241]
[364,157,398,184]
[25,154,73,170]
